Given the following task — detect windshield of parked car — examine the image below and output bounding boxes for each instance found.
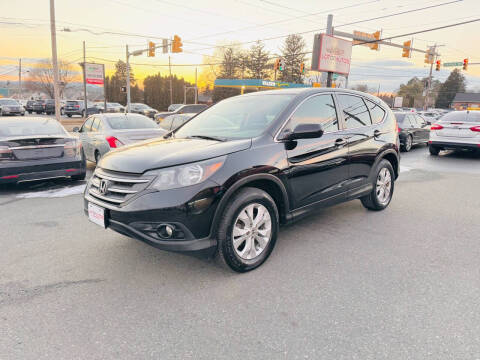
[0,118,67,137]
[0,99,19,105]
[108,103,122,107]
[440,111,480,123]
[179,104,207,113]
[393,113,406,124]
[133,103,150,109]
[175,94,294,139]
[106,114,159,129]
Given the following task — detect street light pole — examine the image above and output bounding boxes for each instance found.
[83,41,88,118]
[326,14,334,88]
[126,45,131,112]
[18,58,22,99]
[49,0,61,121]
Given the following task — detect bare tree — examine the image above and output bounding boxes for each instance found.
[26,59,75,98]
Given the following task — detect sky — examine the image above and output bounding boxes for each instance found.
[1,0,480,92]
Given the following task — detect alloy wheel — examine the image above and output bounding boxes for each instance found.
[376,168,392,205]
[405,135,412,151]
[232,203,272,260]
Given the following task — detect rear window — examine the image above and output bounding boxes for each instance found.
[0,119,66,137]
[67,101,79,105]
[440,111,480,123]
[180,105,207,113]
[106,115,158,129]
[46,99,55,104]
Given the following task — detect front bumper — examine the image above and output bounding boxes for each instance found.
[0,158,84,183]
[83,179,223,255]
[65,110,82,116]
[2,109,24,115]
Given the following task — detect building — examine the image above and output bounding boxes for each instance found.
[451,93,480,110]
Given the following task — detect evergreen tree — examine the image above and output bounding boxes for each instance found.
[279,34,306,83]
[435,69,466,108]
[246,41,270,79]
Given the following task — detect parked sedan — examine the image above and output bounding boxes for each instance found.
[158,113,195,132]
[429,110,480,155]
[64,100,101,117]
[0,117,86,184]
[155,104,208,123]
[394,112,430,152]
[25,100,36,114]
[0,98,25,116]
[74,113,166,163]
[130,103,157,118]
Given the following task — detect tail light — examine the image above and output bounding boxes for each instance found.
[0,146,13,161]
[398,127,402,132]
[431,124,443,130]
[106,136,124,148]
[74,105,80,108]
[64,140,81,157]
[470,126,480,132]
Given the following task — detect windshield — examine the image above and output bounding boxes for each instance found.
[133,103,150,109]
[393,113,406,123]
[440,111,480,123]
[175,94,294,139]
[180,104,207,113]
[106,114,159,129]
[0,99,19,105]
[0,119,66,137]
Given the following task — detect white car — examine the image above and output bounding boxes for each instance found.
[429,110,480,155]
[419,111,439,124]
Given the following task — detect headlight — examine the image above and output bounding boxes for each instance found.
[147,156,226,191]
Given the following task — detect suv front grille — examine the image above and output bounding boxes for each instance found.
[88,168,153,206]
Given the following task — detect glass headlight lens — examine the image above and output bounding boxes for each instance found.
[148,156,225,191]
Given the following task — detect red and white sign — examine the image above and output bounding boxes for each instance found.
[85,63,104,85]
[316,34,352,75]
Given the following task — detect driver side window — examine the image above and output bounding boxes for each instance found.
[285,94,339,134]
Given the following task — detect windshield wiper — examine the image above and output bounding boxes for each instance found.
[186,135,226,142]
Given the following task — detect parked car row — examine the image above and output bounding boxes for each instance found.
[0,98,25,116]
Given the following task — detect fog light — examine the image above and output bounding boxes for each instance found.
[157,224,174,239]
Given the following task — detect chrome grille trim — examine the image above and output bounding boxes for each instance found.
[94,172,149,183]
[88,188,124,203]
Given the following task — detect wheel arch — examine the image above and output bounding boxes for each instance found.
[210,173,290,238]
[376,149,399,179]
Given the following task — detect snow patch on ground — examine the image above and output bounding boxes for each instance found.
[17,184,86,199]
[400,166,412,173]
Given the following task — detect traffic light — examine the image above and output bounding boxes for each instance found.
[424,48,434,64]
[274,59,280,71]
[370,31,381,51]
[279,59,285,71]
[300,62,305,74]
[463,58,469,70]
[172,35,183,53]
[435,60,441,71]
[148,41,155,57]
[402,40,411,58]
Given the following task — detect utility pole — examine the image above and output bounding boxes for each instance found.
[326,14,334,88]
[103,64,107,113]
[126,45,131,112]
[49,0,61,121]
[169,56,173,105]
[83,41,88,118]
[18,59,22,99]
[425,44,442,110]
[195,67,198,104]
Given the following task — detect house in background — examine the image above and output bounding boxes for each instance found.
[451,93,480,110]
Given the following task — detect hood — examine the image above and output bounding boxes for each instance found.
[99,137,252,173]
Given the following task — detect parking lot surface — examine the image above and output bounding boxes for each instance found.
[1,146,479,359]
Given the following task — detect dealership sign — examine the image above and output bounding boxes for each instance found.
[85,63,104,85]
[311,34,352,75]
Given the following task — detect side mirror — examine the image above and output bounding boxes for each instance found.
[280,123,324,141]
[73,127,80,132]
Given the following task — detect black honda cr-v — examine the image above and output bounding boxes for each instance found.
[84,88,399,272]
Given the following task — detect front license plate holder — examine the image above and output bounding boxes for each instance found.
[88,202,106,228]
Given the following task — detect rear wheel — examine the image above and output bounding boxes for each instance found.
[401,135,412,152]
[361,159,394,211]
[82,109,86,117]
[216,187,279,273]
[94,150,101,164]
[429,145,440,156]
[67,114,72,117]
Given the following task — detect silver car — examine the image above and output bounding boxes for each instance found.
[429,110,480,155]
[74,113,166,163]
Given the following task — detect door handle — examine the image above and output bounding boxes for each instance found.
[373,130,382,138]
[335,138,347,147]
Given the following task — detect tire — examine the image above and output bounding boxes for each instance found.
[82,110,86,117]
[28,111,32,114]
[67,114,72,118]
[429,145,440,156]
[216,187,279,273]
[361,159,395,211]
[401,134,412,152]
[0,110,2,116]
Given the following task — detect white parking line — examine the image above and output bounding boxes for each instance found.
[17,184,86,199]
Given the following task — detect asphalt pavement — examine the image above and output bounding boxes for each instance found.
[1,145,480,359]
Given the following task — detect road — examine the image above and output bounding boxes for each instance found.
[1,145,479,359]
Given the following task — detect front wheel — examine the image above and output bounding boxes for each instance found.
[216,187,279,273]
[361,159,395,211]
